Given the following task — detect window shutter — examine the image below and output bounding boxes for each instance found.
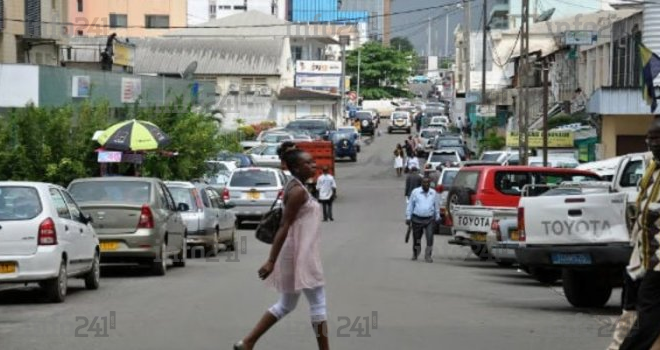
[0,0,4,32]
[25,0,41,38]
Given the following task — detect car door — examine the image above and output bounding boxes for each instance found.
[161,183,185,252]
[48,188,84,273]
[206,188,228,240]
[61,189,97,271]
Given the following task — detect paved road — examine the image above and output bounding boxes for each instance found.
[0,124,620,350]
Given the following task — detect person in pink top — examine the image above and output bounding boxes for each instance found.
[234,147,329,350]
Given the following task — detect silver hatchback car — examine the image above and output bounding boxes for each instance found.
[165,182,237,257]
[222,167,287,226]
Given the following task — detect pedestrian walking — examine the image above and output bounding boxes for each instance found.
[405,177,439,263]
[234,147,329,350]
[394,144,404,177]
[404,166,423,201]
[608,117,660,350]
[414,112,423,133]
[406,151,420,173]
[316,166,336,222]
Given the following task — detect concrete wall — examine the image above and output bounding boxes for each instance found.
[601,114,653,159]
[0,0,24,63]
[275,101,336,126]
[69,0,187,37]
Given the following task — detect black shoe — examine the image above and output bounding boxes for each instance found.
[323,219,328,222]
[329,218,334,221]
[425,256,433,263]
[411,255,418,261]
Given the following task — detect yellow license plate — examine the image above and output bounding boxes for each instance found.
[100,242,118,251]
[247,191,261,200]
[472,234,487,242]
[510,230,520,241]
[0,262,16,274]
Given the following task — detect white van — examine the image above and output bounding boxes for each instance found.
[361,100,396,118]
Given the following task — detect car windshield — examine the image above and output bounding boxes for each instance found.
[167,187,197,210]
[337,128,355,133]
[430,153,457,163]
[261,146,278,156]
[0,187,42,221]
[441,171,459,186]
[392,113,408,119]
[262,134,291,143]
[229,170,278,187]
[355,112,372,120]
[332,133,353,142]
[481,153,504,161]
[437,138,462,147]
[420,130,439,138]
[541,187,610,196]
[287,120,327,132]
[69,181,151,204]
[206,162,229,173]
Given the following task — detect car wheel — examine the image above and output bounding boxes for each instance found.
[445,187,472,222]
[43,259,67,303]
[388,128,392,134]
[84,252,100,290]
[562,269,612,308]
[151,241,167,276]
[350,155,357,162]
[356,146,361,153]
[530,267,561,284]
[174,236,186,267]
[496,260,514,268]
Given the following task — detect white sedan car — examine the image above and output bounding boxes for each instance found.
[429,116,450,128]
[247,143,281,168]
[0,182,100,302]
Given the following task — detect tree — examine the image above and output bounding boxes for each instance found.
[346,41,415,99]
[390,37,415,53]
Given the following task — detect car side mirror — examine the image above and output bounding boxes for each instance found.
[177,202,190,212]
[223,201,236,209]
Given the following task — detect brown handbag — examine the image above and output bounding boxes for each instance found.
[255,196,282,244]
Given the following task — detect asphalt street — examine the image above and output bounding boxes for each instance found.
[0,123,620,350]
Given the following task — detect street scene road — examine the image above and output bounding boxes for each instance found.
[0,124,619,350]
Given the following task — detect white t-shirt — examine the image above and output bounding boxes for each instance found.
[407,157,420,170]
[316,174,336,200]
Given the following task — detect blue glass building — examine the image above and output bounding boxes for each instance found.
[291,0,368,24]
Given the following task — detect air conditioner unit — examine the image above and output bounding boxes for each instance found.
[247,85,257,94]
[259,86,272,96]
[228,83,240,93]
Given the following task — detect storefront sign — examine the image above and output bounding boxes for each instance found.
[506,131,574,148]
[295,60,342,75]
[98,151,122,163]
[113,41,135,67]
[121,78,141,103]
[295,75,341,88]
[72,76,90,98]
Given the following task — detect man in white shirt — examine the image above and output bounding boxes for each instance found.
[316,166,337,222]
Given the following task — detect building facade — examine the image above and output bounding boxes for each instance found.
[68,0,187,37]
[338,0,390,44]
[187,0,286,25]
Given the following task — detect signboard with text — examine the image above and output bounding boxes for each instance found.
[121,78,141,103]
[113,41,135,67]
[506,131,574,148]
[295,60,342,75]
[564,31,597,46]
[295,75,341,89]
[72,76,90,98]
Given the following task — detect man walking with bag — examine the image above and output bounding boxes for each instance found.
[316,166,336,222]
[405,177,439,263]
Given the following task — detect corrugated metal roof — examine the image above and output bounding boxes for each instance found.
[65,37,285,75]
[587,88,653,115]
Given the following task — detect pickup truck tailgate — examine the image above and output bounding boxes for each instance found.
[520,192,628,245]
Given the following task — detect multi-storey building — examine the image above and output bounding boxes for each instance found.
[339,0,390,44]
[68,0,187,37]
[188,0,286,25]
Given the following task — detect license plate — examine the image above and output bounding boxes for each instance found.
[456,216,491,231]
[551,253,592,265]
[100,242,118,251]
[510,230,519,241]
[247,191,261,200]
[472,233,487,242]
[0,262,16,274]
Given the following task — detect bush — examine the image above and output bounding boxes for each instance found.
[239,125,256,139]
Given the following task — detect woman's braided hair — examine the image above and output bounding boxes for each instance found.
[278,141,304,174]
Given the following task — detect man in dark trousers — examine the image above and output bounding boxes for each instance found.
[405,177,439,262]
[316,166,337,221]
[404,166,423,202]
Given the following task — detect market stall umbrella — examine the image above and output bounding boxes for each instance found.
[97,119,171,151]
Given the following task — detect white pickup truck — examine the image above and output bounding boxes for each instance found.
[515,182,630,308]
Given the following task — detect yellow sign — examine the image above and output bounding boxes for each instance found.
[506,131,574,148]
[113,42,134,67]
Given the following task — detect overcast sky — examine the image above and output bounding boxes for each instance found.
[391,0,486,57]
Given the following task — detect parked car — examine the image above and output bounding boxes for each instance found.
[337,126,362,152]
[239,128,290,150]
[165,182,237,257]
[419,128,442,150]
[68,177,187,276]
[434,136,471,160]
[223,167,287,226]
[0,182,100,302]
[285,118,335,140]
[330,131,358,162]
[355,111,376,136]
[434,168,460,235]
[480,151,512,164]
[217,152,253,168]
[204,160,237,190]
[446,166,601,259]
[515,182,630,307]
[429,116,450,128]
[528,156,579,168]
[246,143,281,168]
[425,150,461,172]
[388,111,412,134]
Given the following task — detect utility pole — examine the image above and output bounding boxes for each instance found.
[464,0,471,96]
[427,16,432,63]
[481,0,488,115]
[357,48,361,104]
[445,11,449,59]
[339,35,350,125]
[518,0,530,165]
[542,59,549,167]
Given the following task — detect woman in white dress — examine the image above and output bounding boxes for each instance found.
[394,144,404,177]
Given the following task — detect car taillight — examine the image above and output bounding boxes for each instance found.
[517,207,525,242]
[192,189,204,211]
[138,205,154,229]
[222,188,230,202]
[436,185,444,193]
[38,218,57,245]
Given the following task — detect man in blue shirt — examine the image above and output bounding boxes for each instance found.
[406,177,440,262]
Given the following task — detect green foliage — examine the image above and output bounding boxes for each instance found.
[390,37,415,53]
[238,125,256,139]
[0,98,234,186]
[478,132,506,153]
[548,113,586,130]
[346,41,415,99]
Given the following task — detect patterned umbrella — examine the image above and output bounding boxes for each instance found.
[97,119,171,151]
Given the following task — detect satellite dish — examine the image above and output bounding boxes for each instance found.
[536,8,555,22]
[181,61,198,79]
